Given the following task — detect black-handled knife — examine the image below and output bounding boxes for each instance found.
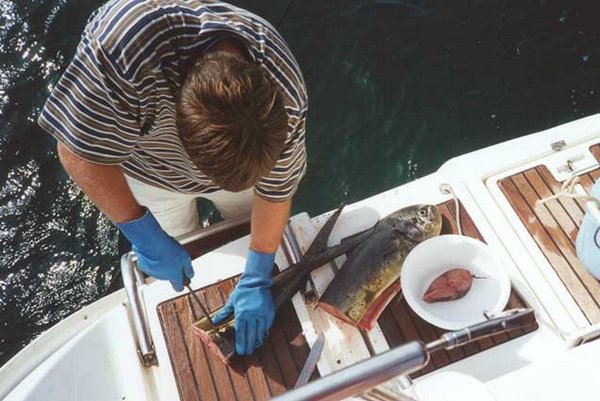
[182,270,217,330]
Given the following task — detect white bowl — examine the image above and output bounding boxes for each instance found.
[400,234,511,330]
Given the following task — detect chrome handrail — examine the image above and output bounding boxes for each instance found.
[273,308,535,401]
[121,213,250,367]
[282,224,318,301]
[272,341,428,401]
[282,224,303,265]
[121,252,158,367]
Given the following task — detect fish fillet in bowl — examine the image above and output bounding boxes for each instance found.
[400,234,511,330]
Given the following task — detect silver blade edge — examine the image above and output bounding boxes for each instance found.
[294,332,326,388]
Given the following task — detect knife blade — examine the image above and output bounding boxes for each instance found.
[181,270,239,354]
[182,272,216,330]
[294,332,325,388]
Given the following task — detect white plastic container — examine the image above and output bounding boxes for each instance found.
[400,235,511,330]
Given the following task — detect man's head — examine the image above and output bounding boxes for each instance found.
[176,45,288,192]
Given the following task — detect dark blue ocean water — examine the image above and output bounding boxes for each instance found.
[1,0,599,366]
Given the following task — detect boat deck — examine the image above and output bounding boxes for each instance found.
[157,200,537,401]
[498,144,600,325]
[157,280,315,401]
[377,200,536,378]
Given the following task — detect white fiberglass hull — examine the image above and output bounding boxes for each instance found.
[3,114,600,401]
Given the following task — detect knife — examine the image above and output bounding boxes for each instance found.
[294,332,325,388]
[182,271,216,330]
[182,272,238,353]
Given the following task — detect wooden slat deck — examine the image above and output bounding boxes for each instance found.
[498,144,600,325]
[158,280,315,401]
[158,199,537,400]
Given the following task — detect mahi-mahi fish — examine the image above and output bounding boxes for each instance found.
[193,204,441,362]
[318,204,442,330]
[193,205,372,363]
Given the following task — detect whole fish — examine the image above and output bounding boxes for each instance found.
[193,205,374,363]
[193,204,442,362]
[318,205,442,330]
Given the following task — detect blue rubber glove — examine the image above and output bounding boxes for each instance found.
[116,209,193,291]
[576,181,600,279]
[212,250,275,355]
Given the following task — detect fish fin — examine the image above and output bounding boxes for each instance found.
[272,207,375,310]
[313,226,375,262]
[304,204,346,257]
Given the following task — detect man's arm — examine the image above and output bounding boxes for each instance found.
[57,142,193,290]
[250,195,291,253]
[57,142,144,222]
[212,194,291,355]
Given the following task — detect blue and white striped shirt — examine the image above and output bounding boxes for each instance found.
[39,0,308,200]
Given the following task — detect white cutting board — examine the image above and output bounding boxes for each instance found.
[275,210,390,376]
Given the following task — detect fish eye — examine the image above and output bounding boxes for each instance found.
[418,209,427,217]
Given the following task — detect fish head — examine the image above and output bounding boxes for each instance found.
[388,204,442,242]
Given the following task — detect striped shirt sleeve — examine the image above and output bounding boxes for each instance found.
[38,30,139,165]
[254,111,308,201]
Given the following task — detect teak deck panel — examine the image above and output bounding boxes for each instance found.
[158,200,538,400]
[158,282,314,401]
[498,144,600,325]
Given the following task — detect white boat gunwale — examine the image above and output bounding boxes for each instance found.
[4,114,600,400]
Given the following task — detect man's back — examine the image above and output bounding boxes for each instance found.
[39,0,307,199]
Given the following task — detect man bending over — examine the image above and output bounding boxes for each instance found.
[38,0,307,356]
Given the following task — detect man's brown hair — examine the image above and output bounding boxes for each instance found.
[176,50,288,192]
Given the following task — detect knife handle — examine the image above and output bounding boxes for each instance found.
[183,271,191,287]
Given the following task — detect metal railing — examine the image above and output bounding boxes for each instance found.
[121,213,250,367]
[273,341,427,401]
[272,308,535,401]
[121,252,158,367]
